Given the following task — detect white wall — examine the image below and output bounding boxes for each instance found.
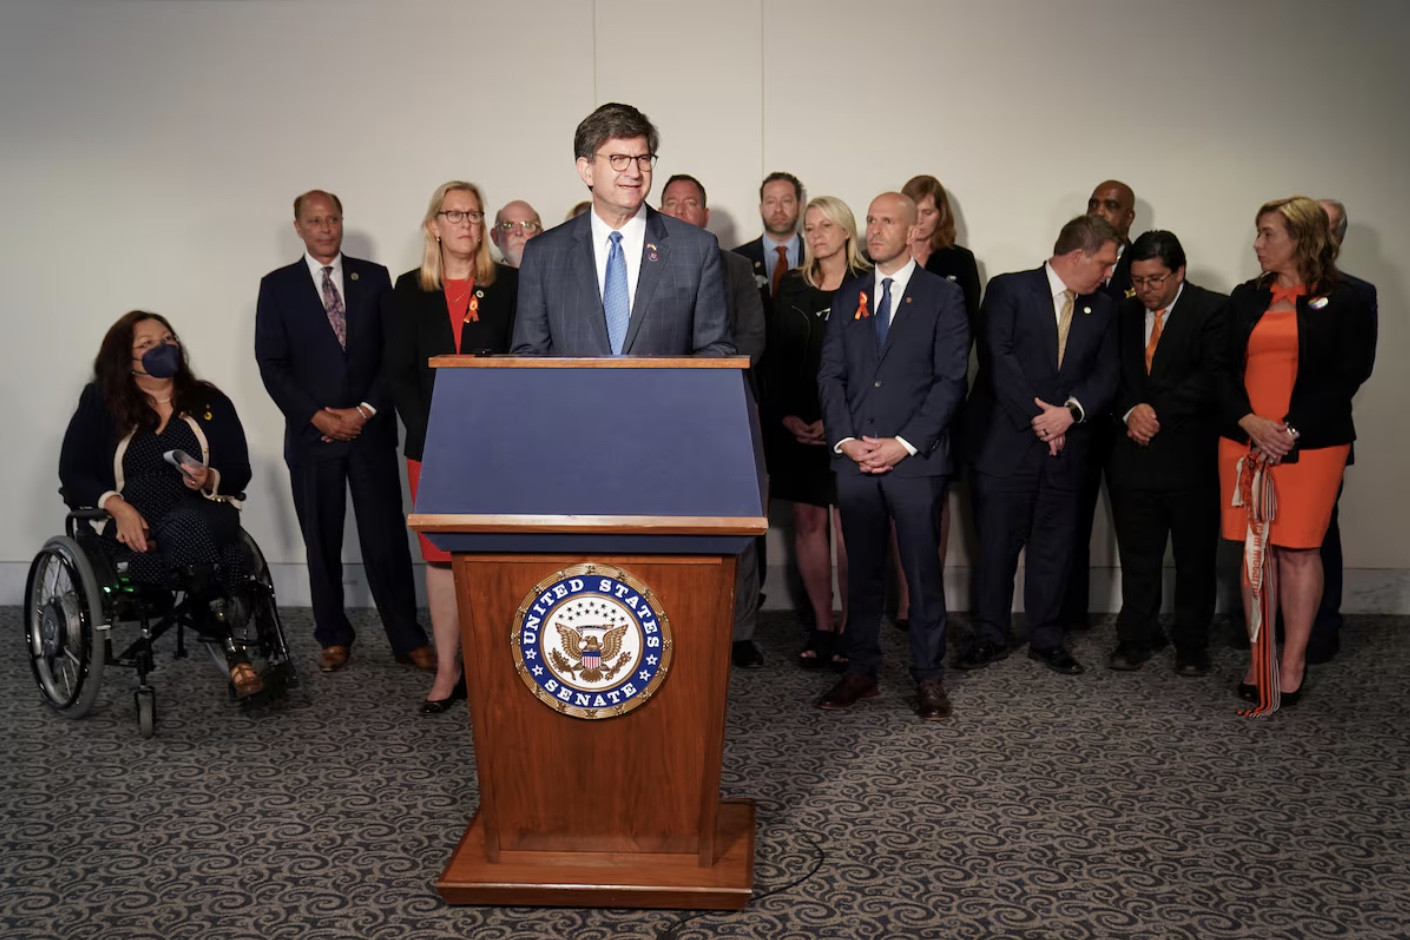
[2,0,1406,608]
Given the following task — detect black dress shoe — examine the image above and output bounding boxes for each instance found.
[915,679,951,721]
[1238,682,1258,702]
[1174,649,1211,677]
[1028,645,1084,675]
[1108,644,1153,672]
[954,640,1009,671]
[1151,631,1171,652]
[731,640,764,669]
[817,673,879,710]
[420,676,467,715]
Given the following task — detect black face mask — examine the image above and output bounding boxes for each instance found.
[139,343,182,379]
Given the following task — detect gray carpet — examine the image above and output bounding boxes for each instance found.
[4,606,1409,939]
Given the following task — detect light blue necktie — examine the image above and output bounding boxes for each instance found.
[874,276,893,348]
[603,231,629,354]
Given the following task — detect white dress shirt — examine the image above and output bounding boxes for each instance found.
[590,205,648,314]
[764,232,801,272]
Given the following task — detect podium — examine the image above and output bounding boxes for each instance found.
[408,356,766,909]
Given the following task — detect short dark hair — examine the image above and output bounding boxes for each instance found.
[293,189,342,219]
[574,103,660,161]
[663,173,707,207]
[1053,215,1117,256]
[759,171,803,202]
[1127,230,1186,271]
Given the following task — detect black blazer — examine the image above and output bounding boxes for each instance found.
[254,255,395,465]
[965,266,1119,478]
[817,266,970,478]
[1101,244,1134,305]
[923,244,981,336]
[59,382,251,508]
[734,233,803,309]
[1218,274,1377,455]
[1107,282,1227,491]
[381,265,518,461]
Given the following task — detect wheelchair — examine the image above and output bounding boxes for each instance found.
[24,506,297,738]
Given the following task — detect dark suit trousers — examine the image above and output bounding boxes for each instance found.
[1110,482,1218,652]
[969,460,1076,652]
[1314,484,1345,637]
[1061,419,1114,627]
[837,472,948,682]
[288,443,425,653]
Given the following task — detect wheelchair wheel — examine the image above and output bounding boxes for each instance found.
[25,536,107,718]
[135,689,155,739]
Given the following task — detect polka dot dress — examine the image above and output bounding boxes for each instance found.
[96,419,245,589]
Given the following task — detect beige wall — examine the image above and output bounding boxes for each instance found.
[2,0,1406,605]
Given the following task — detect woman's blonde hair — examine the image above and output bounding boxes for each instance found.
[901,174,958,250]
[800,196,870,289]
[418,180,497,291]
[1256,195,1340,291]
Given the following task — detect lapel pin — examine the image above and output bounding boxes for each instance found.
[1082,306,1091,315]
[905,297,912,304]
[646,243,659,262]
[474,289,484,298]
[350,272,359,281]
[1124,287,1135,299]
[1309,296,1328,310]
[855,291,870,320]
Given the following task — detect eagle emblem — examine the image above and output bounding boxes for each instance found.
[552,623,631,682]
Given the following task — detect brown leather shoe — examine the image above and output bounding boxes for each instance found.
[817,673,879,711]
[394,645,437,671]
[915,679,952,721]
[318,645,350,673]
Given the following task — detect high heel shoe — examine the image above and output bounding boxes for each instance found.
[1280,669,1308,708]
[419,676,466,715]
[1238,682,1258,702]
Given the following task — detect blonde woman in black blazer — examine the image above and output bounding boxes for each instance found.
[381,180,517,714]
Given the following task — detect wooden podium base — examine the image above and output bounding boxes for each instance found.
[437,800,756,909]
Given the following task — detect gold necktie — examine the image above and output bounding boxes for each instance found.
[1056,289,1075,367]
[1145,308,1165,373]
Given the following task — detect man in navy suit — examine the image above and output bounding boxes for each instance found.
[510,102,732,357]
[733,172,805,307]
[816,192,970,720]
[254,190,430,674]
[961,215,1120,676]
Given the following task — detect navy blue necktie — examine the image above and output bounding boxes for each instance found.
[874,277,894,348]
[603,231,629,354]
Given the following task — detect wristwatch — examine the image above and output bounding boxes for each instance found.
[1066,401,1083,424]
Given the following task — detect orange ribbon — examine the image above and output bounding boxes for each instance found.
[854,291,870,320]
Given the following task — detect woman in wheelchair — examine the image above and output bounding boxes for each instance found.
[58,311,263,696]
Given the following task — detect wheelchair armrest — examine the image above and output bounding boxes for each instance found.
[66,508,112,539]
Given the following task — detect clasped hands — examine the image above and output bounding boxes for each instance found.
[840,436,910,474]
[1031,397,1072,456]
[1238,413,1296,464]
[1125,403,1160,446]
[782,415,826,447]
[313,406,367,443]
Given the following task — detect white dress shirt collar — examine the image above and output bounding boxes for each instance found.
[589,206,648,311]
[873,256,917,313]
[304,252,344,300]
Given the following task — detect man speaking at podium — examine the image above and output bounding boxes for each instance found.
[511,102,734,357]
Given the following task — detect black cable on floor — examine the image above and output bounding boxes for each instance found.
[653,824,827,940]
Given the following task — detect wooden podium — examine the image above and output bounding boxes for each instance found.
[408,356,766,909]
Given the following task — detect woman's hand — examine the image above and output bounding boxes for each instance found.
[1238,413,1294,460]
[181,464,211,491]
[105,497,153,552]
[782,415,826,446]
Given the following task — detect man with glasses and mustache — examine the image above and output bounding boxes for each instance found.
[490,200,543,268]
[511,102,732,357]
[1105,230,1227,677]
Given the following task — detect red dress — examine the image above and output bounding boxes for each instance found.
[406,277,475,563]
[1218,308,1348,549]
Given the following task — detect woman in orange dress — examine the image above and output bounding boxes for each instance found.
[382,181,517,714]
[1218,196,1376,713]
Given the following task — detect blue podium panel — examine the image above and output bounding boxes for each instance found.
[414,361,766,555]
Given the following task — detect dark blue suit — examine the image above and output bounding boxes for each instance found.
[254,255,425,654]
[510,207,732,357]
[817,265,970,681]
[966,266,1118,652]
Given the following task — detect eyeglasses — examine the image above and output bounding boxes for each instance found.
[1130,272,1175,289]
[438,209,484,225]
[597,152,657,172]
[496,219,542,234]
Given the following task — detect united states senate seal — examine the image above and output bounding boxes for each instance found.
[512,563,674,719]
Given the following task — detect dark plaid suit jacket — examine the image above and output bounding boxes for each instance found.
[511,206,733,356]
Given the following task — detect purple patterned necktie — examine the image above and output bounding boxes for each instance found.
[321,265,347,349]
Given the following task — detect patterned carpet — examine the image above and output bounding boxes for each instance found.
[4,606,1409,939]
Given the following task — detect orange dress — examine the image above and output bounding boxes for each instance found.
[1219,309,1349,549]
